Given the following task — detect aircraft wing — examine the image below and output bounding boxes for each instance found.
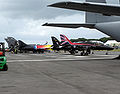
[48,1,120,16]
[42,23,95,29]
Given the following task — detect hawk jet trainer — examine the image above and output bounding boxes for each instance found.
[51,34,113,55]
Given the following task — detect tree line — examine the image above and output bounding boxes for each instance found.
[70,37,113,43]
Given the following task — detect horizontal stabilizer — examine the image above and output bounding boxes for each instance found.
[42,23,95,29]
[48,1,120,16]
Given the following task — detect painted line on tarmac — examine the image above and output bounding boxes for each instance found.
[7,56,116,63]
[7,59,79,62]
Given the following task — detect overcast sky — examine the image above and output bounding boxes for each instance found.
[0,0,119,46]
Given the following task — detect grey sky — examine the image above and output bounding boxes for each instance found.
[0,0,118,19]
[0,0,118,46]
[0,0,82,19]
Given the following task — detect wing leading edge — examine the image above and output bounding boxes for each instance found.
[42,23,95,29]
[48,1,120,16]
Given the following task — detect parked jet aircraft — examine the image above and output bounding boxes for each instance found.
[43,0,120,42]
[51,35,90,55]
[18,40,52,53]
[5,37,52,53]
[52,34,114,55]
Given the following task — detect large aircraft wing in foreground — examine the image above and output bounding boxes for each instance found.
[43,23,95,29]
[48,1,120,16]
[43,0,120,42]
[43,21,120,42]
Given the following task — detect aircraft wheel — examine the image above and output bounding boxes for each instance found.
[81,52,89,56]
[41,51,44,53]
[85,52,89,56]
[24,51,27,53]
[81,52,84,56]
[33,51,37,53]
[70,51,75,55]
[106,52,108,55]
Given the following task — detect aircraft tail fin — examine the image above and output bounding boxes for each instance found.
[60,34,72,46]
[85,0,108,23]
[51,36,61,48]
[5,37,18,50]
[85,0,120,23]
[86,0,120,23]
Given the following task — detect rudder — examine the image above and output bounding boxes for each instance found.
[60,34,72,45]
[5,37,18,49]
[51,36,61,48]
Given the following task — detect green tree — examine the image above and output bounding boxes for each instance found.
[70,37,113,43]
[99,37,112,43]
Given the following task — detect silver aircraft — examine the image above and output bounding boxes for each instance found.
[43,0,120,42]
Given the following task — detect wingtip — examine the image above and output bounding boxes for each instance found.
[47,2,69,7]
[42,23,48,26]
[47,4,52,7]
[47,3,59,7]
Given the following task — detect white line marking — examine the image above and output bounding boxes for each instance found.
[8,59,78,62]
[7,55,117,63]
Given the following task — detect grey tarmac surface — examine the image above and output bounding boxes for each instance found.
[0,51,120,94]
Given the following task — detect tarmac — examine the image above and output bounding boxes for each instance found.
[0,51,120,94]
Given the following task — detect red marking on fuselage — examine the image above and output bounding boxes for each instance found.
[60,34,93,46]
